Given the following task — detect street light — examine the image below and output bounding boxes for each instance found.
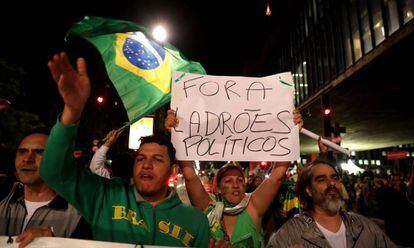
[323,108,331,116]
[322,95,332,137]
[96,96,104,104]
[152,25,167,42]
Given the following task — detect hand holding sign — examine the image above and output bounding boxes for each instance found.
[165,109,179,132]
[293,109,303,131]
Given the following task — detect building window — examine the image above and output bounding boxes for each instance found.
[304,43,315,96]
[300,53,308,99]
[304,3,309,37]
[293,71,300,104]
[342,3,353,68]
[350,0,363,60]
[384,0,400,35]
[326,19,337,77]
[359,0,374,53]
[297,61,305,101]
[303,60,309,96]
[299,7,306,44]
[402,0,414,23]
[333,3,346,73]
[317,0,325,19]
[371,0,386,45]
[310,36,319,93]
[321,24,331,83]
[315,31,324,88]
[313,0,319,24]
[306,0,314,33]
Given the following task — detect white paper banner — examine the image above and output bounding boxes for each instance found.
[0,236,179,248]
[171,72,299,161]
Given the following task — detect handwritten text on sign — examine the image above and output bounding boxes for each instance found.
[171,72,299,161]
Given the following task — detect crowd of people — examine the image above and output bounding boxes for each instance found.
[1,51,413,248]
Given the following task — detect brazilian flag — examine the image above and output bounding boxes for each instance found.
[279,178,300,219]
[69,16,206,124]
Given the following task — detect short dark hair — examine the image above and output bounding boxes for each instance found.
[138,133,176,164]
[296,159,338,210]
[22,125,50,138]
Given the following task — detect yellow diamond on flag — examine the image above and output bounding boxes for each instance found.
[115,32,171,94]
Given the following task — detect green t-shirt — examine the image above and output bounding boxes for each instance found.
[210,209,264,248]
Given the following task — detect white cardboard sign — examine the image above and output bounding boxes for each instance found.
[171,72,299,161]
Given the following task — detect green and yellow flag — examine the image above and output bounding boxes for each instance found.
[69,16,205,124]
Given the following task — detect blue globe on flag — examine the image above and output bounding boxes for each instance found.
[123,32,166,70]
[115,32,172,94]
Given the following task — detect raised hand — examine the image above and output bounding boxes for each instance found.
[318,136,329,153]
[293,109,303,130]
[48,52,91,125]
[104,129,123,147]
[164,109,179,132]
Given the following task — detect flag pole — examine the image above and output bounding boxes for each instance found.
[101,122,131,142]
[300,128,351,157]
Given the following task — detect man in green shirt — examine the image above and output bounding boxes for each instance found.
[40,52,209,247]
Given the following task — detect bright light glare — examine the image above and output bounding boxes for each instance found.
[129,117,154,149]
[152,26,167,42]
[341,159,364,175]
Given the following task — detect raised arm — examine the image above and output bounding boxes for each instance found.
[250,109,303,217]
[165,109,211,211]
[40,52,107,222]
[179,161,211,212]
[90,145,111,178]
[90,130,122,178]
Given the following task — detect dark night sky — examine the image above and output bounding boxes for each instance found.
[1,0,275,70]
[0,0,284,136]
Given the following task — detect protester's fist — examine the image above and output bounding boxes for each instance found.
[165,109,179,132]
[16,225,53,248]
